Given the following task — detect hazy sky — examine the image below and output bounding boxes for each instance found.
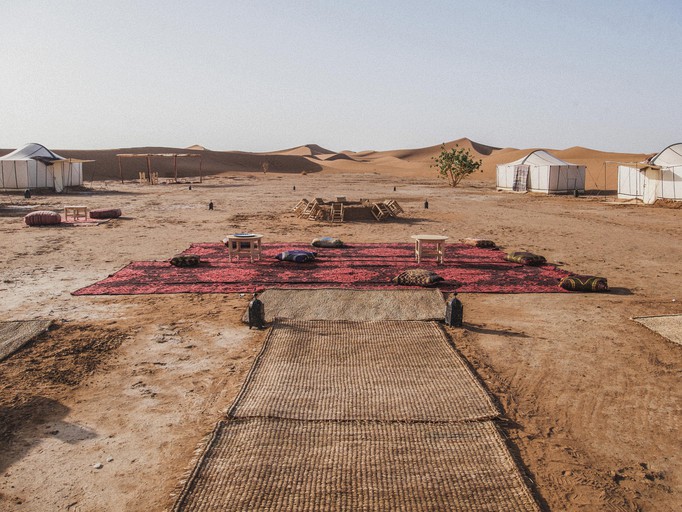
[1,0,680,153]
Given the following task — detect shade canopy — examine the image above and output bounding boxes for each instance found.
[649,143,682,167]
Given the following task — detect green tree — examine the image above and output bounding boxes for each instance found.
[431,144,482,187]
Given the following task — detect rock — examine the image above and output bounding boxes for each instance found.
[93,463,103,469]
[106,456,114,463]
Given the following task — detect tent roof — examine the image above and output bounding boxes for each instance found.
[0,143,66,163]
[650,142,682,167]
[503,150,579,167]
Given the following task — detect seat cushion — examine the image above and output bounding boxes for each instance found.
[90,208,122,219]
[463,238,496,249]
[24,211,61,226]
[275,250,317,263]
[559,275,609,292]
[170,254,201,267]
[392,269,444,287]
[311,237,344,248]
[505,251,546,266]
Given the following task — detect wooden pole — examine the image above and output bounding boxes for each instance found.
[174,154,178,182]
[146,156,151,183]
[199,156,203,183]
[118,156,124,184]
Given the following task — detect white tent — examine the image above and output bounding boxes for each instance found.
[0,143,89,192]
[618,143,682,204]
[496,150,586,194]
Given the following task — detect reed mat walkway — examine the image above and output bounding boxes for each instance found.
[230,320,498,422]
[240,288,446,323]
[173,317,539,511]
[174,417,539,512]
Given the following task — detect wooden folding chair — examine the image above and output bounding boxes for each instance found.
[293,199,309,216]
[384,199,404,216]
[307,202,324,221]
[371,202,391,221]
[330,202,344,223]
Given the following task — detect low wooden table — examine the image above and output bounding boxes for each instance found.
[223,234,264,262]
[411,234,449,264]
[64,205,88,222]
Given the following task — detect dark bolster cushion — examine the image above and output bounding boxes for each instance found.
[90,208,122,219]
[559,275,609,292]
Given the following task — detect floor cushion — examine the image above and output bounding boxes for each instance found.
[275,250,317,263]
[311,236,344,248]
[392,269,444,287]
[559,275,609,292]
[463,238,496,249]
[24,211,61,226]
[90,208,122,219]
[505,251,546,266]
[170,254,201,267]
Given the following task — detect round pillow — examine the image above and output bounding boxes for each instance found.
[90,208,122,219]
[24,211,61,226]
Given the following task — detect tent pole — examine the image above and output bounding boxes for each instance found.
[118,156,124,184]
[174,154,178,182]
[199,156,203,183]
[146,156,151,183]
[14,160,18,189]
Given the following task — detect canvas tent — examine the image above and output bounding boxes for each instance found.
[0,143,90,192]
[617,143,682,204]
[496,150,586,194]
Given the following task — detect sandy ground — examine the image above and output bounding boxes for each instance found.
[0,171,680,511]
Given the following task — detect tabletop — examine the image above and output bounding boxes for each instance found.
[410,234,449,241]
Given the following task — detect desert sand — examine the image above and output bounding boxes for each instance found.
[0,139,680,511]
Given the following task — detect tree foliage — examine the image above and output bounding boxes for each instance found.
[431,144,482,187]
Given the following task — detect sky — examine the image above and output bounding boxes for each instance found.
[1,0,680,153]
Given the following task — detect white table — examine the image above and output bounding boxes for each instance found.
[410,234,449,264]
[223,234,264,262]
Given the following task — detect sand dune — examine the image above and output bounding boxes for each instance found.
[0,138,656,191]
[362,137,501,164]
[265,144,337,157]
[44,146,325,181]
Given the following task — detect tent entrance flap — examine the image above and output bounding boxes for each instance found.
[512,165,529,192]
[643,167,662,204]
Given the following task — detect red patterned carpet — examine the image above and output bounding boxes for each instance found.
[72,242,570,295]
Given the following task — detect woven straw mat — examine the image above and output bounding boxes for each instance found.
[229,319,499,422]
[0,320,51,361]
[241,288,446,323]
[634,315,682,346]
[173,417,539,512]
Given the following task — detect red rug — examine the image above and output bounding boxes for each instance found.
[73,243,570,295]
